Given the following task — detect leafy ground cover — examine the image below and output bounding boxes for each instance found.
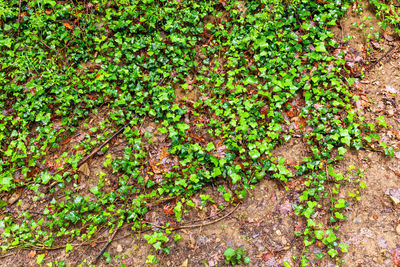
[0,0,399,266]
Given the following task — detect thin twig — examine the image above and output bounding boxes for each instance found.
[47,122,131,191]
[52,122,131,176]
[175,204,240,230]
[77,122,131,168]
[92,226,120,265]
[157,77,166,86]
[365,45,396,72]
[0,253,15,259]
[145,196,176,207]
[143,204,240,230]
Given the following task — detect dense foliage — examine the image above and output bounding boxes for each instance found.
[0,0,395,265]
[369,0,400,35]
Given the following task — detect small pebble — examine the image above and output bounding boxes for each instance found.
[276,230,282,236]
[396,224,400,235]
[116,244,123,253]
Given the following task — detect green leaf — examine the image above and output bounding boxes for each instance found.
[40,171,52,184]
[338,147,347,156]
[0,173,12,190]
[359,181,366,189]
[224,247,235,260]
[174,234,182,242]
[334,199,347,209]
[206,142,215,152]
[249,149,260,160]
[315,252,325,259]
[66,243,73,253]
[177,123,189,132]
[315,230,324,240]
[327,248,338,258]
[338,242,349,252]
[230,173,241,184]
[36,254,46,264]
[315,42,327,53]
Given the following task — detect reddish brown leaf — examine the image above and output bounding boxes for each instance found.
[393,248,400,266]
[163,204,174,216]
[287,109,297,118]
[26,167,39,178]
[28,250,36,259]
[159,147,169,161]
[262,253,274,261]
[218,0,228,7]
[62,22,73,30]
[86,94,98,100]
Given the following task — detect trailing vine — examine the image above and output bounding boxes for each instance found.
[0,0,395,265]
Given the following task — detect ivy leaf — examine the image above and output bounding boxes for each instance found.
[315,230,324,240]
[327,248,338,258]
[36,254,45,264]
[66,243,73,253]
[0,173,12,190]
[230,173,241,184]
[224,247,235,260]
[206,142,215,152]
[338,147,347,156]
[41,171,52,185]
[315,42,327,53]
[249,149,260,160]
[338,242,349,252]
[334,199,347,209]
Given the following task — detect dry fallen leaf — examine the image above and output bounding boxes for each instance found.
[28,250,36,258]
[78,163,90,176]
[163,204,174,216]
[371,41,380,49]
[159,147,169,161]
[62,22,73,30]
[383,85,399,94]
[7,189,22,205]
[384,32,394,42]
[180,259,188,267]
[393,247,400,266]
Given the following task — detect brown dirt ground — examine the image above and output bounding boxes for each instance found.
[2,2,400,267]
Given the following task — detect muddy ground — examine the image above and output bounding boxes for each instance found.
[2,2,400,267]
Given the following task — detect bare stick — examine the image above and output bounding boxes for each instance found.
[366,45,396,72]
[92,226,120,265]
[77,122,130,168]
[0,253,15,259]
[176,204,240,229]
[47,122,131,191]
[145,204,240,230]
